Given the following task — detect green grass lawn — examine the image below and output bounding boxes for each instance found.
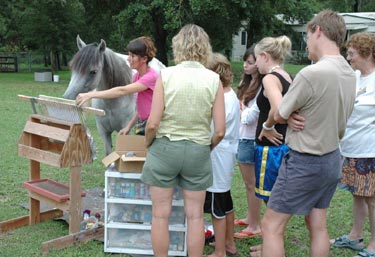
[0,65,366,257]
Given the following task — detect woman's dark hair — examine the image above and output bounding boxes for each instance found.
[237,46,263,106]
[126,36,156,63]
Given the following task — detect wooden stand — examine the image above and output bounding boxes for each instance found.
[0,95,105,255]
[16,114,91,233]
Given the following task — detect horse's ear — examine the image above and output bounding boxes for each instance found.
[77,35,86,50]
[98,39,106,52]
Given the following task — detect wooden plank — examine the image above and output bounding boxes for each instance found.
[18,95,105,116]
[30,114,76,127]
[40,137,64,153]
[0,209,63,232]
[29,151,41,225]
[18,144,61,167]
[23,121,70,142]
[30,160,40,180]
[29,197,40,225]
[41,226,104,255]
[28,191,70,211]
[38,95,105,116]
[61,125,92,167]
[68,166,82,234]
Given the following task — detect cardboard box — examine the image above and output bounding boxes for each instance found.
[102,135,146,173]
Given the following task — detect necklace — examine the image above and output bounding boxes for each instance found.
[269,65,280,73]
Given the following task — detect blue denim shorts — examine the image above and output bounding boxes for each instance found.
[237,139,255,164]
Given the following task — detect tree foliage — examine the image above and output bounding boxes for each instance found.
[13,0,85,72]
[76,0,130,47]
[0,0,373,69]
[114,0,250,65]
[317,0,375,12]
[242,0,322,47]
[20,0,84,52]
[0,0,28,52]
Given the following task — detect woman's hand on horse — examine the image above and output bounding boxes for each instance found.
[76,93,91,107]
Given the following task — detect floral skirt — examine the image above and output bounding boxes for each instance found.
[339,157,375,197]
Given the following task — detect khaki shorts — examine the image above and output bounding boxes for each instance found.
[141,137,212,191]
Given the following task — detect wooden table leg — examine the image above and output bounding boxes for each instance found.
[69,166,82,234]
[29,160,40,225]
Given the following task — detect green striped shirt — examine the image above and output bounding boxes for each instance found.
[157,61,220,145]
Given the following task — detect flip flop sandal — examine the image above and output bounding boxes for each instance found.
[234,218,249,226]
[357,248,375,257]
[234,230,262,239]
[331,234,365,251]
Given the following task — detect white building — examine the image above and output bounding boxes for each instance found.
[287,12,375,38]
[341,12,375,36]
[231,12,375,61]
[231,29,247,61]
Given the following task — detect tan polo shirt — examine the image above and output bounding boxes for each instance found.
[279,55,356,155]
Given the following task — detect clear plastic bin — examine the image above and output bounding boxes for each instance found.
[107,177,183,200]
[106,228,185,251]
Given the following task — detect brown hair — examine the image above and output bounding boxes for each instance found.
[126,36,156,63]
[237,47,263,106]
[345,32,375,62]
[207,53,233,88]
[307,9,346,47]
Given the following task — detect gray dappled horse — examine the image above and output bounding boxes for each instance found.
[63,36,135,155]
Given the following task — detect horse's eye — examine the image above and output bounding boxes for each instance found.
[90,70,97,75]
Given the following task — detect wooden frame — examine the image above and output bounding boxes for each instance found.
[1,95,105,255]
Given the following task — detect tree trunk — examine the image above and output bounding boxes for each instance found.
[151,11,169,66]
[44,52,49,67]
[225,50,231,61]
[353,0,362,12]
[63,53,68,67]
[55,51,60,71]
[50,50,56,74]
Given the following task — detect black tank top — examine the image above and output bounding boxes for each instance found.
[255,72,291,146]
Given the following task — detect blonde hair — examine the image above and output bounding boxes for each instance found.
[345,32,375,62]
[172,24,212,66]
[307,9,346,47]
[207,53,233,88]
[254,35,292,63]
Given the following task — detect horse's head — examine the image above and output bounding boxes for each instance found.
[63,36,106,99]
[63,35,132,100]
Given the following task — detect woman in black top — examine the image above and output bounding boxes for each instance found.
[253,35,293,202]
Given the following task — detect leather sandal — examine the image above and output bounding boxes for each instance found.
[356,248,375,257]
[331,235,365,251]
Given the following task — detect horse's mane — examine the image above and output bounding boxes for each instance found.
[102,48,132,89]
[69,43,133,90]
